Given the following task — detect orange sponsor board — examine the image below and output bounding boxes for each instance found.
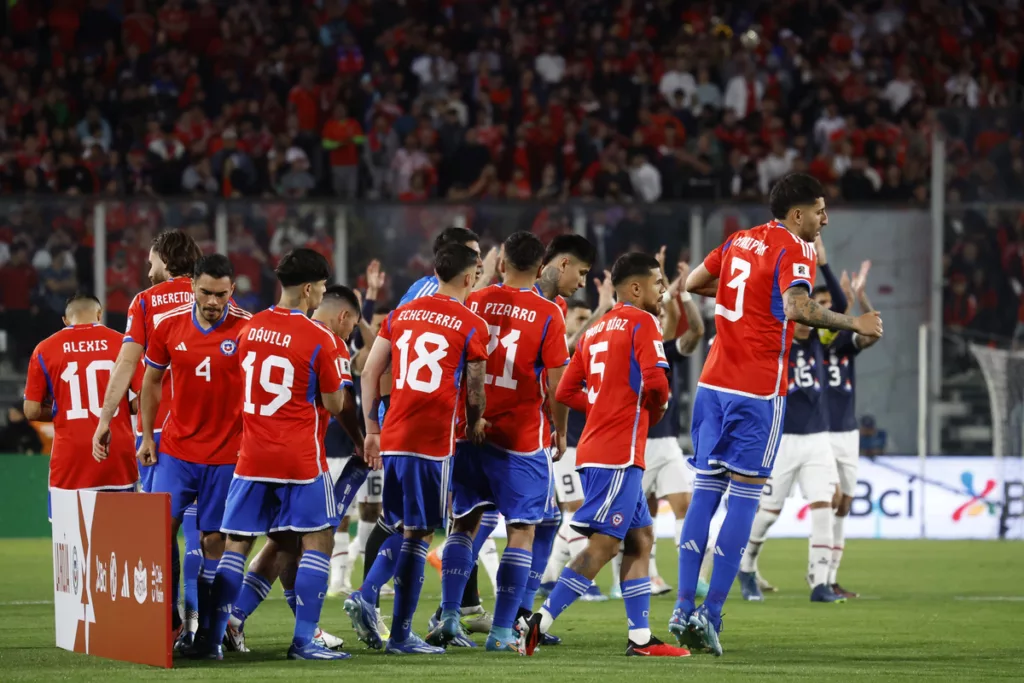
[51,489,172,668]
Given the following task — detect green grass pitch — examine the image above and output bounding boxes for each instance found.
[1,538,1022,681]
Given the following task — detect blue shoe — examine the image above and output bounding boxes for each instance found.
[385,633,446,655]
[484,633,521,653]
[696,578,710,599]
[343,590,382,649]
[537,581,556,598]
[540,631,562,646]
[580,583,609,602]
[810,583,847,604]
[738,571,764,602]
[287,640,352,660]
[687,605,723,657]
[668,608,698,650]
[426,614,475,648]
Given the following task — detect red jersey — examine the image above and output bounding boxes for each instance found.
[556,303,669,469]
[24,324,138,490]
[235,307,345,482]
[144,304,251,465]
[530,285,569,448]
[380,294,489,460]
[313,321,354,444]
[467,285,569,454]
[699,220,818,399]
[124,277,195,435]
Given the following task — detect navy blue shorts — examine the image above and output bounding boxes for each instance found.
[451,443,549,524]
[570,466,651,540]
[136,432,161,493]
[690,387,786,479]
[220,474,339,535]
[382,456,448,531]
[150,453,235,532]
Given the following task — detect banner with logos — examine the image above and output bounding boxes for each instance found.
[51,489,172,668]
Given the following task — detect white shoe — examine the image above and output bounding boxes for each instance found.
[224,619,250,653]
[327,584,347,598]
[375,609,391,640]
[756,572,778,593]
[651,576,673,596]
[460,606,493,634]
[379,583,395,597]
[314,627,345,650]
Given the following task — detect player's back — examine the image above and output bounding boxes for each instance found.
[467,284,569,454]
[381,293,488,460]
[823,330,860,432]
[784,333,829,434]
[699,220,817,399]
[235,306,343,482]
[574,302,669,469]
[27,324,137,489]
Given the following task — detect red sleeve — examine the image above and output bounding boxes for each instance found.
[316,337,344,394]
[378,311,395,342]
[555,347,589,413]
[144,321,171,370]
[777,242,817,293]
[704,243,725,278]
[635,315,670,410]
[465,321,489,362]
[24,345,49,402]
[123,293,146,345]
[541,313,570,370]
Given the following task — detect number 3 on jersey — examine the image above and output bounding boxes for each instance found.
[715,256,751,322]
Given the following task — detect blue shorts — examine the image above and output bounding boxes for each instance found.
[382,456,448,531]
[689,387,786,479]
[136,432,161,493]
[150,453,235,532]
[570,466,651,540]
[332,457,370,519]
[451,443,549,524]
[543,457,560,524]
[220,474,339,535]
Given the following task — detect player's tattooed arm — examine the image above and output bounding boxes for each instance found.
[465,360,488,444]
[784,287,883,338]
[568,270,614,352]
[685,263,719,298]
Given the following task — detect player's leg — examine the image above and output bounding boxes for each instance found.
[618,518,686,657]
[327,455,350,595]
[355,498,381,570]
[797,433,844,603]
[830,430,859,598]
[737,444,797,601]
[149,452,198,646]
[544,447,584,586]
[193,461,234,646]
[181,505,201,637]
[473,512,500,602]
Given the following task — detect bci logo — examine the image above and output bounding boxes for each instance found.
[798,478,915,519]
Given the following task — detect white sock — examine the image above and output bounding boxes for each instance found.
[480,537,500,596]
[698,510,724,582]
[829,514,846,585]
[611,549,623,587]
[809,506,834,588]
[542,514,574,583]
[648,539,660,579]
[628,627,653,645]
[740,509,779,573]
[539,607,555,633]
[354,520,375,568]
[330,529,350,590]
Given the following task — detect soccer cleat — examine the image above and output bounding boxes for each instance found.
[651,576,673,596]
[540,631,562,646]
[426,547,443,577]
[485,633,521,652]
[327,585,349,598]
[580,583,609,602]
[426,614,475,648]
[537,581,556,598]
[461,607,493,634]
[380,583,395,597]
[287,640,352,660]
[224,621,250,653]
[696,578,711,599]
[737,570,764,602]
[184,633,223,660]
[687,605,723,657]
[668,608,700,651]
[173,629,195,653]
[609,582,623,599]
[755,572,777,592]
[626,635,691,657]
[343,590,383,649]
[810,583,847,604]
[376,609,391,641]
[314,627,345,650]
[385,633,446,655]
[831,583,859,599]
[517,612,543,657]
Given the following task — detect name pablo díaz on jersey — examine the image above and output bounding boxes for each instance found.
[584,317,630,339]
[396,308,464,330]
[732,235,770,256]
[150,291,193,307]
[62,339,110,354]
[246,327,293,347]
[471,301,538,322]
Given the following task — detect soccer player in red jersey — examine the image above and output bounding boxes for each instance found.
[23,294,138,515]
[206,248,354,661]
[430,232,570,652]
[670,173,883,656]
[92,229,203,638]
[353,242,489,655]
[519,252,689,658]
[136,254,250,652]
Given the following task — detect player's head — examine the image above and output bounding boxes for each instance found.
[63,292,101,326]
[499,231,546,281]
[542,235,595,297]
[275,248,331,313]
[433,226,484,285]
[611,252,665,316]
[769,173,827,242]
[369,307,391,339]
[150,230,203,285]
[434,242,479,302]
[192,254,235,324]
[316,285,361,341]
[565,300,592,338]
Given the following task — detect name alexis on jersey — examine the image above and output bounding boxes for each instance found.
[396,308,464,330]
[62,339,110,354]
[246,327,292,347]
[584,317,630,338]
[470,301,539,322]
[150,291,194,307]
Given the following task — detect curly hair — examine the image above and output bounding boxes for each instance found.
[152,230,203,278]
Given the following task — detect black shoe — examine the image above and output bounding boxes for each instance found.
[518,612,543,657]
[626,635,691,657]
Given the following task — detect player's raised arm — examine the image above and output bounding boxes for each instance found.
[814,235,847,313]
[850,262,881,350]
[669,261,705,355]
[783,286,882,337]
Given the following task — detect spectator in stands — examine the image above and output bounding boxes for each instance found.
[0,242,38,364]
[323,102,364,200]
[945,273,978,332]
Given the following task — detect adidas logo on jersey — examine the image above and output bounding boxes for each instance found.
[680,540,702,554]
[714,546,725,557]
[175,342,187,351]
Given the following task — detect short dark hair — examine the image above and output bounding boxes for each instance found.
[323,284,361,313]
[432,226,480,254]
[65,292,100,310]
[502,231,545,272]
[276,248,331,287]
[769,173,824,220]
[434,243,479,283]
[152,230,203,277]
[193,253,234,281]
[812,285,830,297]
[610,252,661,287]
[542,234,595,267]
